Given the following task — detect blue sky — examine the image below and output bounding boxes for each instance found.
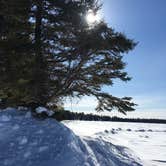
[65,0,166,114]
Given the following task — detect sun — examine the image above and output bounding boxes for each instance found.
[86,10,100,24]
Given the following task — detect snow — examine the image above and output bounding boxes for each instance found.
[12,124,20,130]
[0,115,11,122]
[25,111,32,118]
[63,120,166,166]
[38,146,49,152]
[0,109,143,166]
[19,136,28,145]
[24,151,31,158]
[35,106,54,116]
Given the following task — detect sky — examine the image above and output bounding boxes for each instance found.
[65,0,166,116]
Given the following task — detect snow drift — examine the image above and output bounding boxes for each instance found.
[0,108,142,166]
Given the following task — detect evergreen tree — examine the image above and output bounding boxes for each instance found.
[30,0,50,108]
[41,0,137,113]
[0,0,137,114]
[0,0,34,108]
[29,0,99,109]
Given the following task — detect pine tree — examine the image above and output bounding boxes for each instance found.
[41,0,137,113]
[0,0,35,108]
[28,0,100,109]
[30,0,50,108]
[0,0,137,114]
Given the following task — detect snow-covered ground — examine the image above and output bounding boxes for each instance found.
[63,120,166,166]
[0,108,143,166]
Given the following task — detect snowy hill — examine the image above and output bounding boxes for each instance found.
[0,108,142,166]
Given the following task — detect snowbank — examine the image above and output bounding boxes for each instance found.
[0,108,142,166]
[35,107,54,116]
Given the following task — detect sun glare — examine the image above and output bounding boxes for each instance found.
[86,10,100,24]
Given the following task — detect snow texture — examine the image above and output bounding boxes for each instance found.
[64,120,166,166]
[0,108,142,166]
[35,107,54,116]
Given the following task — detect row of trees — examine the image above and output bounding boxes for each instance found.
[33,110,166,124]
[0,0,136,114]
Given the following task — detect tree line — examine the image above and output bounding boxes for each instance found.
[34,109,166,124]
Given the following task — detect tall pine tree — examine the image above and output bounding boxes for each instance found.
[0,0,35,108]
[0,0,137,114]
[38,0,137,113]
